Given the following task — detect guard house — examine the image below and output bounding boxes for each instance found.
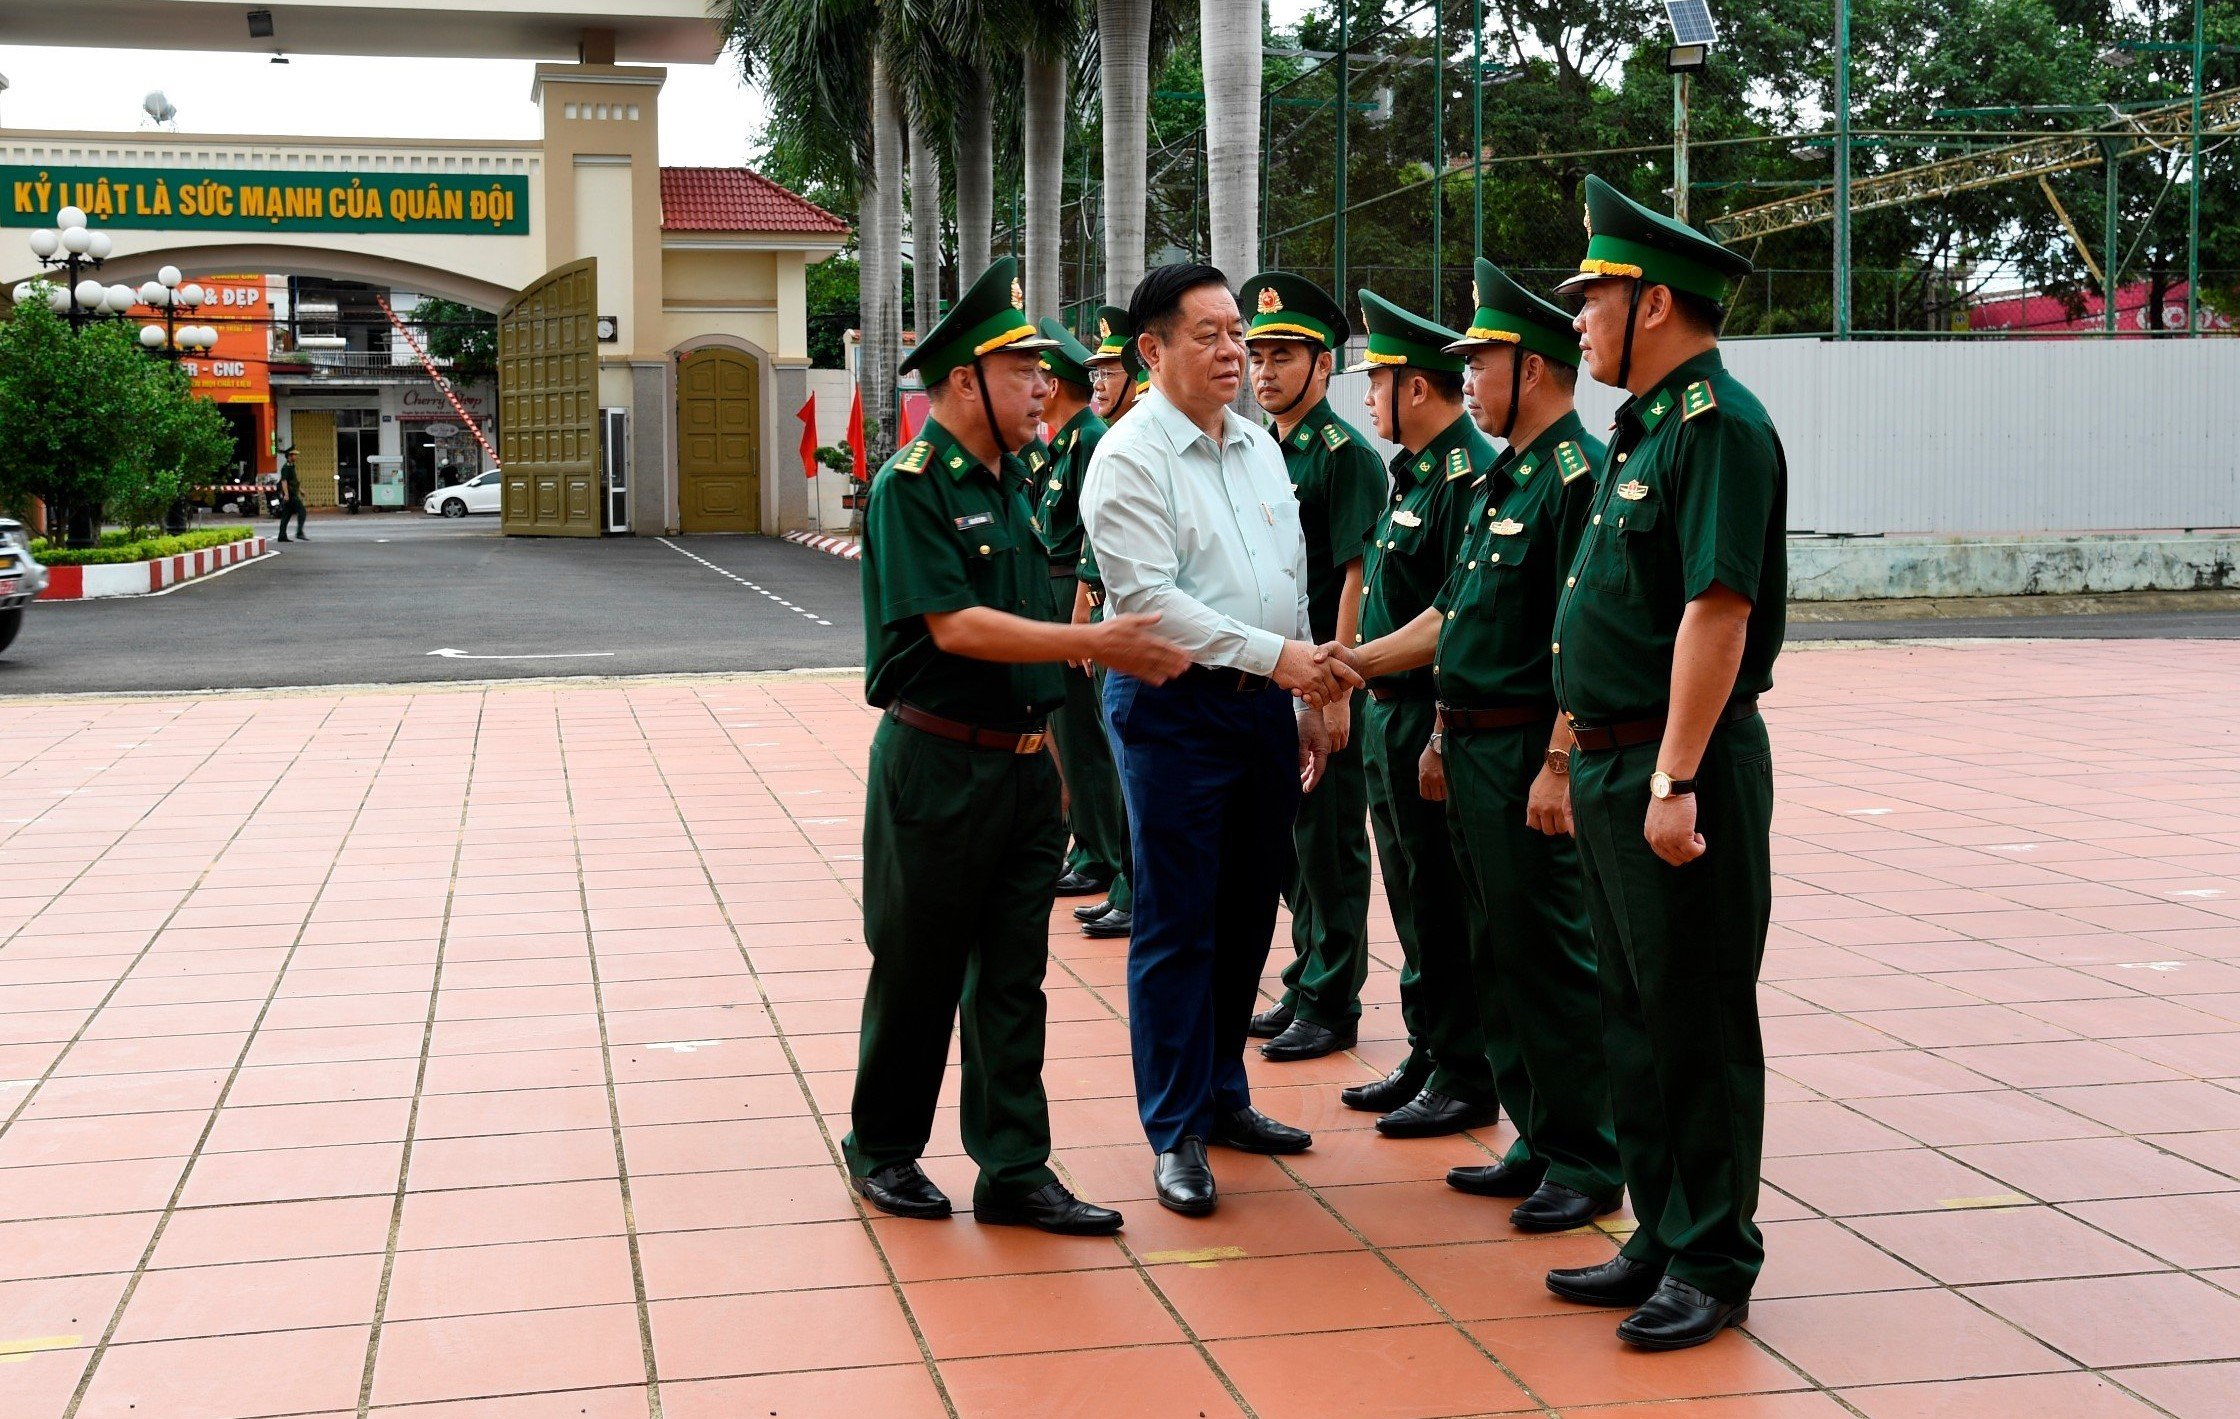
[0,3,851,537]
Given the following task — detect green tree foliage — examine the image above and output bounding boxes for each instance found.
[412,297,499,385]
[0,291,238,538]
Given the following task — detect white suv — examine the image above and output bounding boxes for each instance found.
[0,518,49,656]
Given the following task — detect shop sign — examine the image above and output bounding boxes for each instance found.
[3,166,529,235]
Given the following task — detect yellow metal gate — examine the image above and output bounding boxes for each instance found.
[498,258,600,537]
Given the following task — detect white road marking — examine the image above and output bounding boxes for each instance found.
[2117,961,2187,972]
[646,1040,722,1053]
[2169,888,2226,899]
[657,538,836,626]
[427,648,616,661]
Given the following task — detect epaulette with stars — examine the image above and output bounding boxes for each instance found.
[1554,440,1591,484]
[1682,380,1718,420]
[1321,423,1350,452]
[1444,446,1472,481]
[895,440,933,474]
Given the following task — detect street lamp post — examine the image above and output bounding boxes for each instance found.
[135,266,218,362]
[19,207,140,332]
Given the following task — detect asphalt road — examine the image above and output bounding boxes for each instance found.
[0,513,866,695]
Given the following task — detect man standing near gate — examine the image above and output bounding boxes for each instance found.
[1542,176,1784,1350]
[1236,272,1385,1063]
[844,257,1189,1238]
[1080,263,1355,1217]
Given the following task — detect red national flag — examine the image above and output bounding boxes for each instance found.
[846,384,868,483]
[797,393,819,479]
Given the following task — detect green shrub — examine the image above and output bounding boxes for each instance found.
[32,526,255,567]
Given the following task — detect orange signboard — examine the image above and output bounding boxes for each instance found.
[129,272,274,474]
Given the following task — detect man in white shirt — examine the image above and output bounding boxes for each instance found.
[1081,263,1357,1217]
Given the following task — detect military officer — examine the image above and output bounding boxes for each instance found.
[1032,317,1134,939]
[1540,176,1785,1350]
[1236,272,1386,1063]
[1321,260,1622,1232]
[1336,291,1502,1139]
[844,257,1190,1237]
[1086,304,1148,425]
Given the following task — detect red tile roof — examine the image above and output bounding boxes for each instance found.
[660,167,849,236]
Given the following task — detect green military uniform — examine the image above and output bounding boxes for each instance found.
[1071,307,1142,864]
[1552,177,1785,1302]
[1032,318,1132,912]
[844,258,1073,1206]
[1238,273,1384,1033]
[1430,260,1621,1197]
[1345,291,1501,1109]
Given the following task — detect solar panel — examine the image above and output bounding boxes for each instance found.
[1663,0,1718,45]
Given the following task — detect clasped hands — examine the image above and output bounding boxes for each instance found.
[1271,638,1364,707]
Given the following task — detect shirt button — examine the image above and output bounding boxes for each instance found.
[1552,642,1561,653]
[1592,515,1601,526]
[1490,554,1501,565]
[1567,576,1577,588]
[1468,560,1477,570]
[1445,610,1455,620]
[979,544,992,554]
[1616,452,1628,463]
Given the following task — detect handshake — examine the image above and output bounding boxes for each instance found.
[1271,638,1368,707]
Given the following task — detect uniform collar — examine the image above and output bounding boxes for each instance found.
[1617,348,1724,437]
[1144,386,1255,457]
[1053,406,1102,449]
[1394,410,1482,488]
[918,419,994,483]
[1498,408,1590,487]
[1280,397,1339,452]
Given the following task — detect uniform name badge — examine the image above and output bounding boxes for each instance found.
[954,512,995,530]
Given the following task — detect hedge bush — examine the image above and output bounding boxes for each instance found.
[32,526,256,567]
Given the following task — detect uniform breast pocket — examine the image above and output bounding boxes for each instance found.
[1584,496,1659,597]
[959,525,1019,595]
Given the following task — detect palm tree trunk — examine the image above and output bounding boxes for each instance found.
[864,54,905,462]
[1022,51,1067,320]
[909,117,944,339]
[1098,0,1152,305]
[955,63,994,276]
[1200,0,1262,285]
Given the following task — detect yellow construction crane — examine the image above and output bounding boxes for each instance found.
[1710,87,2240,241]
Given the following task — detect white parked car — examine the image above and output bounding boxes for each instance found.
[0,517,49,657]
[424,470,501,518]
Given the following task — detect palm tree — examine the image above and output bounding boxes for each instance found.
[1199,0,1262,285]
[866,56,905,457]
[1096,0,1152,304]
[953,65,995,274]
[909,118,944,339]
[1018,4,1081,320]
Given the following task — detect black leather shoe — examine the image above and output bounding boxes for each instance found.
[1445,1159,1548,1198]
[1208,1107,1312,1155]
[1153,1138,1217,1216]
[852,1162,952,1220]
[1260,1018,1356,1062]
[1546,1255,1664,1308]
[1081,908,1133,938]
[1374,1089,1500,1139]
[1073,899,1113,922]
[1511,1181,1622,1233]
[1247,1002,1294,1040]
[973,1181,1123,1236]
[1617,1278,1749,1350]
[1054,870,1110,896]
[1340,1060,1427,1113]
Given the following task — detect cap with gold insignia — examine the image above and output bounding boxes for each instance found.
[1238,272,1349,350]
[1086,302,1147,384]
[899,256,1059,384]
[1343,289,1466,375]
[1036,317,1097,389]
[1555,175,1752,303]
[1446,259,1582,366]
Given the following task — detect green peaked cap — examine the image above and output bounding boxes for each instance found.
[1036,317,1097,388]
[1238,271,1349,350]
[1343,289,1465,375]
[900,256,1058,384]
[1555,174,1752,305]
[1085,303,1147,385]
[1445,259,1581,367]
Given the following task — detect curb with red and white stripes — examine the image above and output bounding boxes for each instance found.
[36,536,271,601]
[782,530,861,561]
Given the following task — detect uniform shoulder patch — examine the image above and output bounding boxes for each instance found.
[1028,448,1048,471]
[1320,422,1350,452]
[1554,440,1591,484]
[895,440,933,474]
[1445,446,1472,480]
[1682,380,1718,421]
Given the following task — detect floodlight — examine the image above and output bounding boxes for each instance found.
[1667,43,1710,72]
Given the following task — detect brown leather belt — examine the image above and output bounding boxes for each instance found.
[1048,561,1076,579]
[889,703,1048,755]
[1569,695,1760,754]
[1177,665,1272,693]
[1367,680,1432,704]
[1437,703,1554,734]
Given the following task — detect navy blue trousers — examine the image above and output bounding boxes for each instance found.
[1106,673,1302,1152]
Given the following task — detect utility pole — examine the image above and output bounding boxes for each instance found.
[1833,0,1853,339]
[1472,0,1484,249]
[1431,0,1444,322]
[1673,73,1691,223]
[2102,137,2121,334]
[2187,0,2203,335]
[1335,1,1349,300]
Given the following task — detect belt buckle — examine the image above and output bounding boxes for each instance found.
[1014,731,1046,755]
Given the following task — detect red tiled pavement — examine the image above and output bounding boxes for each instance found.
[2,640,2239,1416]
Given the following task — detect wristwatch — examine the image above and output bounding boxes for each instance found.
[1649,771,1697,800]
[1428,731,1445,754]
[1544,749,1569,776]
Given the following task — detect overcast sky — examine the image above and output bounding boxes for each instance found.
[0,2,1320,168]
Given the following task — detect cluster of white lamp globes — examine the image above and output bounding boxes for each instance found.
[11,206,219,352]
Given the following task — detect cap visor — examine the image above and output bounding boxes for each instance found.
[1441,335,1504,354]
[1340,356,1382,374]
[1553,269,1625,295]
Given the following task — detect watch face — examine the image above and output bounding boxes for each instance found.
[1650,771,1672,799]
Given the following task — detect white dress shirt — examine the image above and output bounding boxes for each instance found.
[1081,386,1312,676]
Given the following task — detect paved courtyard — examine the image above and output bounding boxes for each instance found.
[1,639,2238,1418]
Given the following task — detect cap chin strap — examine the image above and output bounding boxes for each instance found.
[1617,279,1644,391]
[1270,361,1318,421]
[971,357,1011,460]
[1500,348,1523,443]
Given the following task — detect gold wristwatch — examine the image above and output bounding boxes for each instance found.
[1544,749,1569,776]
